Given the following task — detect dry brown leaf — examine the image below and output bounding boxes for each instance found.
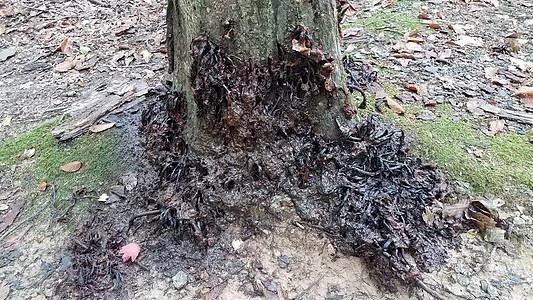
[489,120,505,135]
[402,82,418,92]
[55,60,76,72]
[291,39,310,55]
[393,53,415,59]
[445,41,462,48]
[418,13,430,19]
[512,86,533,97]
[437,49,452,59]
[406,37,423,43]
[0,198,25,232]
[60,161,82,173]
[386,96,406,114]
[89,122,115,133]
[407,29,419,37]
[428,23,441,29]
[38,182,47,192]
[505,32,522,39]
[442,200,470,219]
[436,12,444,19]
[405,42,423,52]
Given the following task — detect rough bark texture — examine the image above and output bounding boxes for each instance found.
[167,0,346,152]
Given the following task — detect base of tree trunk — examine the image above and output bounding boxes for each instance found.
[139,38,462,291]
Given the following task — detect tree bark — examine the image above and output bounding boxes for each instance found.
[167,0,347,152]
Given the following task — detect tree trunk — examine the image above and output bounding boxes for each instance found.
[167,0,347,153]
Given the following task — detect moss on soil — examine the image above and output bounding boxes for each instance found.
[342,12,426,38]
[0,121,126,222]
[362,84,533,197]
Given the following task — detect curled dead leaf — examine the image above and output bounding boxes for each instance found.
[393,53,415,60]
[291,39,310,55]
[89,122,115,133]
[38,182,47,192]
[417,13,430,20]
[402,82,418,92]
[59,161,82,173]
[407,29,419,37]
[428,23,441,29]
[386,96,406,114]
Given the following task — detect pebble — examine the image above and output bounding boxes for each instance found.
[278,255,290,269]
[172,271,188,290]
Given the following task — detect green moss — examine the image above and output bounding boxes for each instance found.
[342,12,425,38]
[389,115,533,196]
[0,121,126,223]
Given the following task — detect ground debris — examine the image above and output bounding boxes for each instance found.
[138,38,471,291]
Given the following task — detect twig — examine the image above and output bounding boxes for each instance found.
[128,210,162,230]
[415,277,449,300]
[0,200,50,242]
[87,0,110,7]
[295,275,324,300]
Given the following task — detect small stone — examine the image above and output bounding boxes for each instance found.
[0,204,8,211]
[59,255,72,271]
[231,239,243,251]
[417,110,436,121]
[278,255,290,269]
[172,271,188,290]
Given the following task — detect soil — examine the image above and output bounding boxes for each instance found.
[0,1,532,300]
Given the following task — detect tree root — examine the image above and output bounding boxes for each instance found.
[415,277,449,300]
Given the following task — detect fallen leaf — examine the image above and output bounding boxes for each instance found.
[23,148,36,158]
[437,49,452,59]
[386,96,406,114]
[512,86,533,97]
[98,193,109,202]
[89,122,115,133]
[489,120,505,135]
[59,161,82,173]
[405,42,423,52]
[442,200,471,219]
[0,198,25,233]
[505,38,520,53]
[448,24,466,35]
[119,242,141,262]
[407,29,419,37]
[455,35,483,47]
[2,116,12,127]
[291,39,310,55]
[140,49,152,63]
[445,41,462,48]
[422,206,436,225]
[402,82,418,92]
[436,12,444,19]
[55,60,76,72]
[428,23,441,29]
[418,13,430,19]
[407,37,423,43]
[393,53,415,59]
[38,182,47,192]
[505,32,522,39]
[375,89,387,99]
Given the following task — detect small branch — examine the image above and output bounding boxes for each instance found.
[295,275,324,300]
[0,200,50,242]
[128,210,162,230]
[415,277,449,300]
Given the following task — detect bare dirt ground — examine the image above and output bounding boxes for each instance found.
[1,0,532,300]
